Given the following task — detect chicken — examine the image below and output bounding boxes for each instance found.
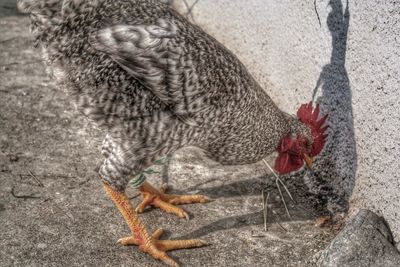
[18,0,328,266]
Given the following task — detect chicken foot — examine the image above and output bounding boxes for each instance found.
[103,182,207,267]
[135,181,210,219]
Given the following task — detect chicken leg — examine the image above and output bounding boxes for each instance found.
[103,182,207,267]
[135,181,210,219]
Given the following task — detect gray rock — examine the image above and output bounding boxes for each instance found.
[317,209,400,267]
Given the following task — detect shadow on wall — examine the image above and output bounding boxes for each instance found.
[308,0,356,214]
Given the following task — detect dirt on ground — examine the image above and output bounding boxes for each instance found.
[0,1,336,266]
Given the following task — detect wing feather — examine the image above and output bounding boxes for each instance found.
[90,18,210,121]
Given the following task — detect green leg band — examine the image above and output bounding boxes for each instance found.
[127,156,168,189]
[127,173,147,189]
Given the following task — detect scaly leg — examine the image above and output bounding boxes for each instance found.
[135,181,210,219]
[103,182,207,267]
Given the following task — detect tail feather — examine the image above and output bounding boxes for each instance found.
[17,0,61,14]
[18,0,100,18]
[17,0,62,47]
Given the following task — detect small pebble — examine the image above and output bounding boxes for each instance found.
[37,243,47,249]
[9,154,19,162]
[315,216,332,227]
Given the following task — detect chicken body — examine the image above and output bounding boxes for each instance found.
[20,0,310,190]
[19,0,312,265]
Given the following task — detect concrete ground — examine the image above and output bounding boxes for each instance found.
[0,2,336,266]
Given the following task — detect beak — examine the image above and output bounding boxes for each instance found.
[304,154,313,168]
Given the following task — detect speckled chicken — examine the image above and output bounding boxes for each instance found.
[18,0,328,266]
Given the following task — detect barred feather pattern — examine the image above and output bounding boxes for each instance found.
[21,0,313,191]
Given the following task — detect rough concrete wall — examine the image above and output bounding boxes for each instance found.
[173,0,400,243]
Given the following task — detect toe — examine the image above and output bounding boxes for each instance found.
[153,198,190,220]
[152,228,165,239]
[117,236,141,246]
[169,195,210,205]
[135,194,153,213]
[161,254,179,267]
[158,239,209,251]
[146,245,179,267]
[135,203,146,213]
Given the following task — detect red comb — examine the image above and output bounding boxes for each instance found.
[297,101,328,156]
